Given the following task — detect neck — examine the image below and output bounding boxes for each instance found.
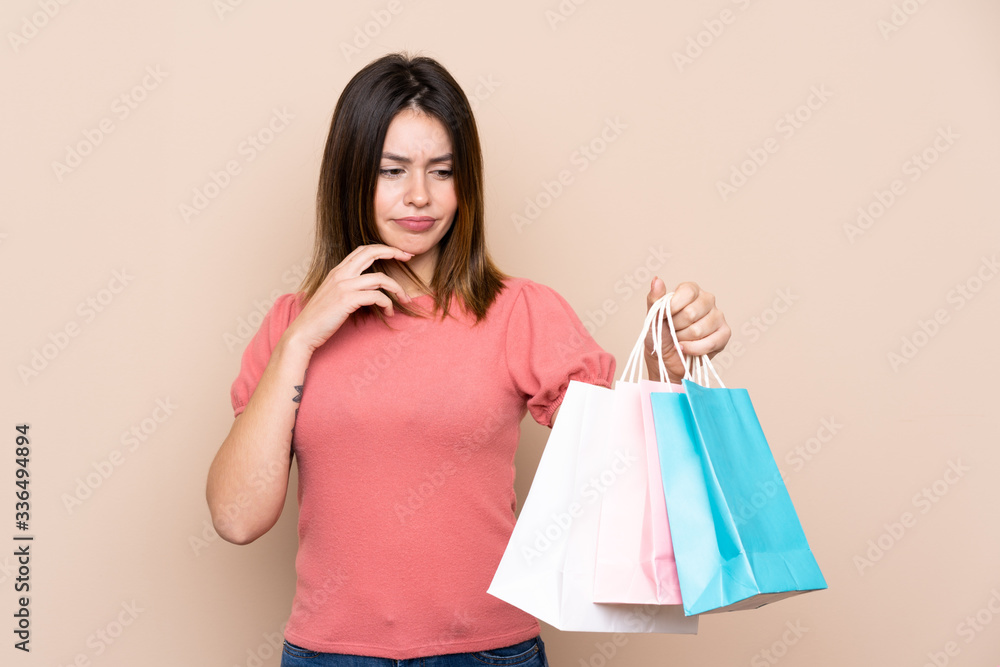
[390,247,438,296]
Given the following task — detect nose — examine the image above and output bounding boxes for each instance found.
[404,172,429,207]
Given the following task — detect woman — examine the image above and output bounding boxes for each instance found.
[206,52,730,666]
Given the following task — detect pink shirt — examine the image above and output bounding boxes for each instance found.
[231,276,616,659]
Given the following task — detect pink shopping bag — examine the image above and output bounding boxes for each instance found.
[592,294,684,605]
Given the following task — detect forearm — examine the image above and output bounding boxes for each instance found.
[206,334,312,544]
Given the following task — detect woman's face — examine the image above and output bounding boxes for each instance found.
[374,109,457,276]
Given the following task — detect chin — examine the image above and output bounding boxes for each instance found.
[377,220,452,258]
[405,245,439,259]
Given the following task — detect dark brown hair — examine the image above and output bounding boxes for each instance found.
[300,52,506,323]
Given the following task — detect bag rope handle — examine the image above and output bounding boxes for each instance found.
[620,293,679,385]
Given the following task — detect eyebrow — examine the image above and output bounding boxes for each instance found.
[381,152,453,164]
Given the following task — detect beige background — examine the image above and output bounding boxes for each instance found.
[3,0,998,665]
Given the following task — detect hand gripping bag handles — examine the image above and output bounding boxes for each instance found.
[487,303,698,633]
[650,301,828,616]
[592,294,684,605]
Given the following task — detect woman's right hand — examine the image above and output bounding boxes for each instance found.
[282,244,414,354]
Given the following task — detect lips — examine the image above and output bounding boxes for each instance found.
[394,216,435,232]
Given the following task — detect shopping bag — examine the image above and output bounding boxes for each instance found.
[592,295,684,605]
[650,307,828,616]
[487,379,698,633]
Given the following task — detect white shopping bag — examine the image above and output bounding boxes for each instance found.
[487,380,698,633]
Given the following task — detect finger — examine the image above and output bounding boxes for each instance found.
[346,288,395,318]
[671,288,715,331]
[344,242,410,261]
[646,276,669,310]
[676,322,732,358]
[371,291,394,318]
[344,273,412,304]
[339,243,382,267]
[673,304,720,341]
[674,303,726,342]
[668,281,701,318]
[344,244,414,277]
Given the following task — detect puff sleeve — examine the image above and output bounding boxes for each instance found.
[504,281,616,428]
[230,292,303,418]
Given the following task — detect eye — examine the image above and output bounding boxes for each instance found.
[379,167,404,178]
[432,169,453,179]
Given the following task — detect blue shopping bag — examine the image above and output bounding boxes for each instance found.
[648,300,827,616]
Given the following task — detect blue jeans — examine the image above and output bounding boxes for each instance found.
[280,635,548,667]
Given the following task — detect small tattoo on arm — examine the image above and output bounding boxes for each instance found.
[291,370,307,438]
